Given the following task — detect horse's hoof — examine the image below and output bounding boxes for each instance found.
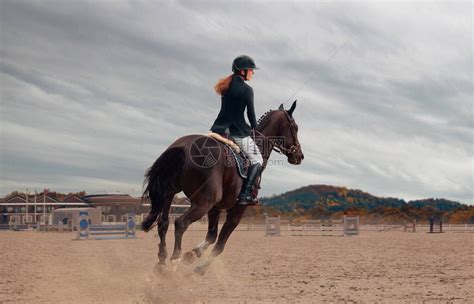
[170,258,181,272]
[154,263,168,274]
[194,259,212,276]
[183,251,198,265]
[194,265,207,276]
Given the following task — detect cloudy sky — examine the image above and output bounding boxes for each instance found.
[1,1,472,204]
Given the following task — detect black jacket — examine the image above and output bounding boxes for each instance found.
[210,74,257,137]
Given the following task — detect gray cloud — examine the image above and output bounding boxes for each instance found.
[0,0,472,204]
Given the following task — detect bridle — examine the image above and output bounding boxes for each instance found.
[272,111,301,157]
[254,110,301,158]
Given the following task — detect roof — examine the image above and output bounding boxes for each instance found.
[52,207,97,212]
[0,192,189,207]
[81,194,141,206]
[0,202,88,207]
[63,194,86,203]
[0,194,67,205]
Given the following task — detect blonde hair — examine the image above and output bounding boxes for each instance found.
[214,74,233,96]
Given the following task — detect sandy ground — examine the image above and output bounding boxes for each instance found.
[0,228,473,303]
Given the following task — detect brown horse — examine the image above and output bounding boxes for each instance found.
[141,100,304,274]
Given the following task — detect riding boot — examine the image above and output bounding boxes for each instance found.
[237,163,262,205]
[250,176,261,204]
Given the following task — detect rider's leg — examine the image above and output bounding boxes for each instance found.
[238,163,261,204]
[233,136,263,205]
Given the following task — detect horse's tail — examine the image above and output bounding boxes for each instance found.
[141,147,185,232]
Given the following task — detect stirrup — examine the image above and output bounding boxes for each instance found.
[237,195,258,206]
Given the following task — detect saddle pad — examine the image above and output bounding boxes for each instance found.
[207,132,248,179]
[226,146,249,179]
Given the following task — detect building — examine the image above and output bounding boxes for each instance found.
[0,191,190,225]
[0,193,88,225]
[82,194,147,222]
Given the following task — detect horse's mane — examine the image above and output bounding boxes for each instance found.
[256,110,276,131]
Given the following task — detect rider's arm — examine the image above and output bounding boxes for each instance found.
[246,87,257,129]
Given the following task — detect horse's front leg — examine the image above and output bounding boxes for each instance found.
[183,207,221,265]
[194,205,247,275]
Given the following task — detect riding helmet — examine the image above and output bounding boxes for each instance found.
[232,55,259,72]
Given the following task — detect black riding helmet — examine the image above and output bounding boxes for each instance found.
[232,55,259,72]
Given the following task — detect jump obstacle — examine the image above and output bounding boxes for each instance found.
[265,216,360,236]
[265,216,281,236]
[343,216,359,236]
[404,221,416,232]
[76,211,136,240]
[429,217,443,233]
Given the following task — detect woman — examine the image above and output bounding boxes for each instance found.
[210,55,263,205]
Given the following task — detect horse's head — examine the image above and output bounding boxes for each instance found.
[273,100,304,165]
[256,100,304,164]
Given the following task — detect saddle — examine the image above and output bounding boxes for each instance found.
[207,132,249,179]
[208,132,261,202]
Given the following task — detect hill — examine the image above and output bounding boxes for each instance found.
[257,185,472,223]
[261,185,403,211]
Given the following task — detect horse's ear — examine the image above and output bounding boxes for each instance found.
[288,100,297,116]
[278,103,284,110]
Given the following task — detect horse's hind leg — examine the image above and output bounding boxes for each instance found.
[183,207,221,264]
[156,196,173,266]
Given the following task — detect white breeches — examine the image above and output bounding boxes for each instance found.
[233,136,264,166]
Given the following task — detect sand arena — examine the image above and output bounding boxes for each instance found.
[0,229,472,303]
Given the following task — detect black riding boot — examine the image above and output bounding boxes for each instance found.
[237,163,262,205]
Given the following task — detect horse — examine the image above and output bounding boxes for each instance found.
[141,100,304,275]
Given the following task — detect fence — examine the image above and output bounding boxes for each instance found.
[1,217,473,234]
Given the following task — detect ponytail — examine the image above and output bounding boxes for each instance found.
[214,74,233,96]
